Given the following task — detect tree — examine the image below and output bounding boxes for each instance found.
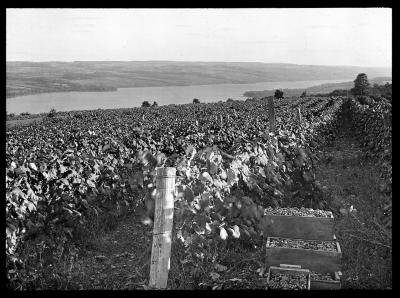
[152,101,158,107]
[227,98,234,102]
[351,73,370,96]
[274,89,284,99]
[142,101,151,108]
[193,98,200,104]
[300,91,307,98]
[48,107,57,118]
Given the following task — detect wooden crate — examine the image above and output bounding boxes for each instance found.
[260,213,334,241]
[265,237,342,274]
[310,271,342,290]
[267,265,310,290]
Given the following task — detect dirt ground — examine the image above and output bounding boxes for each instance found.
[314,118,392,289]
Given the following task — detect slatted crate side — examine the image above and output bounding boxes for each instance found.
[265,237,342,274]
[267,266,311,290]
[310,271,342,290]
[310,278,341,290]
[260,214,335,241]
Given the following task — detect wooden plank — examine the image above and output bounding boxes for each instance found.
[279,264,301,269]
[269,266,310,275]
[260,214,335,241]
[310,279,341,290]
[266,237,342,274]
[149,167,176,289]
[297,106,302,124]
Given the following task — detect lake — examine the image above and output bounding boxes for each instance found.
[6,79,349,114]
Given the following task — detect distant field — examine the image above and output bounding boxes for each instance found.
[6,61,391,98]
[6,117,43,128]
[243,76,392,98]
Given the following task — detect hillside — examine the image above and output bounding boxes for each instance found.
[6,61,391,98]
[243,76,392,98]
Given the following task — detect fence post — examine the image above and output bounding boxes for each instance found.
[268,97,275,133]
[297,106,302,124]
[149,167,176,289]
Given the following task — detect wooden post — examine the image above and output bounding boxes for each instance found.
[268,97,275,133]
[297,106,302,124]
[149,167,176,289]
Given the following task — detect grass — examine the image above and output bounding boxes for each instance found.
[316,129,392,289]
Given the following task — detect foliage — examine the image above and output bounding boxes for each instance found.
[329,89,348,97]
[345,98,392,229]
[274,90,284,99]
[369,83,392,100]
[152,101,158,107]
[142,101,151,108]
[5,96,350,288]
[300,91,307,98]
[48,107,57,118]
[351,73,370,96]
[193,98,200,104]
[356,96,372,106]
[7,112,16,120]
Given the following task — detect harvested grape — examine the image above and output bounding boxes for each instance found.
[310,272,335,281]
[264,207,332,218]
[268,238,337,252]
[268,272,308,290]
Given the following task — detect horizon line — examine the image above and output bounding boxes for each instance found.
[6,60,392,69]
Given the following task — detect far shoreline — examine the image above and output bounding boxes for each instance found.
[6,78,353,100]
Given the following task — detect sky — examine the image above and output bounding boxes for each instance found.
[6,8,392,67]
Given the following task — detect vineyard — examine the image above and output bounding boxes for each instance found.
[6,95,392,289]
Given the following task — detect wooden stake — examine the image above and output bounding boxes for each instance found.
[268,97,275,133]
[149,167,176,289]
[297,106,302,124]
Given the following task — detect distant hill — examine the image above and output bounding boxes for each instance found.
[243,76,392,98]
[6,61,391,98]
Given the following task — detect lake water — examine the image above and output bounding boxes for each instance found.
[7,79,349,114]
